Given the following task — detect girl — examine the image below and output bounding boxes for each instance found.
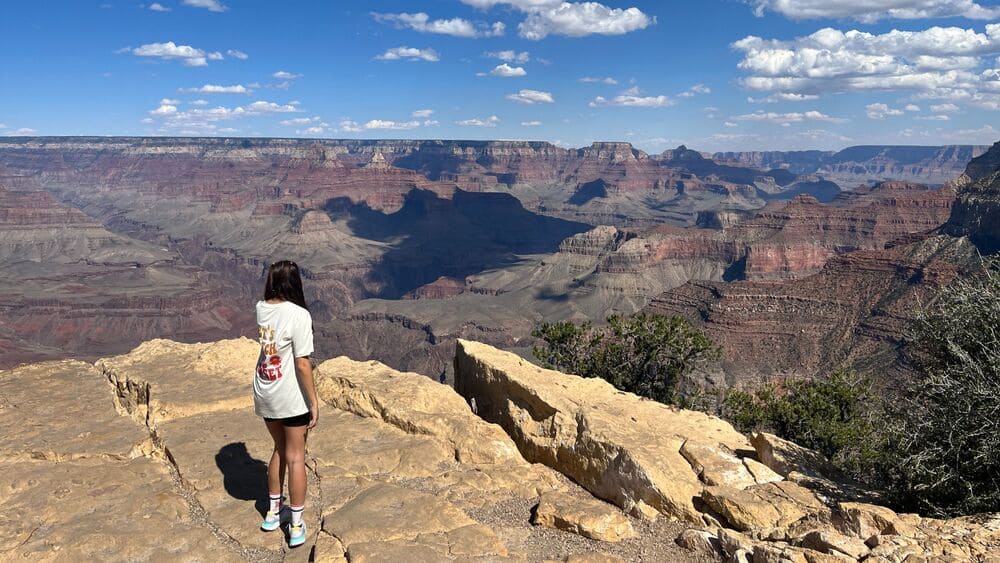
[253,260,318,548]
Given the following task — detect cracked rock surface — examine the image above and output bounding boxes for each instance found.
[3,339,701,562]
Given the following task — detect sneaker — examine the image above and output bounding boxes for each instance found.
[260,507,287,532]
[288,521,307,548]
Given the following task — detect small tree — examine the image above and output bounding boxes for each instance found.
[892,263,1000,516]
[532,312,719,405]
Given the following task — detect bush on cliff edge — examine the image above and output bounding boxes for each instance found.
[890,263,1000,516]
[531,312,719,406]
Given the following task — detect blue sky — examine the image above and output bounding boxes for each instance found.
[1,0,999,152]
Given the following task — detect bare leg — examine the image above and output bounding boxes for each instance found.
[284,425,308,507]
[265,420,287,498]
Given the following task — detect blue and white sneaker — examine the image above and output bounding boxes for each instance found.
[260,508,287,532]
[288,521,307,548]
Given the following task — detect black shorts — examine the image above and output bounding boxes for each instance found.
[264,412,310,427]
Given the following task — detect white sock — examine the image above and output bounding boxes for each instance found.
[268,494,282,514]
[290,505,304,527]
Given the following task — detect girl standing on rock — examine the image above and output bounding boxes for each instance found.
[253,260,318,548]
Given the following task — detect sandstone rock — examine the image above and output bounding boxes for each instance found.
[676,528,722,557]
[681,440,757,489]
[312,532,348,563]
[799,529,869,559]
[743,457,784,485]
[533,491,637,542]
[701,482,828,532]
[832,502,900,540]
[718,528,756,558]
[750,432,836,480]
[454,338,753,522]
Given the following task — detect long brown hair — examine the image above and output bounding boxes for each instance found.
[264,260,309,311]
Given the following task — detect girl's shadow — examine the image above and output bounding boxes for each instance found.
[215,442,269,517]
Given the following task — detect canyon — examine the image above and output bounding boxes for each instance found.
[0,136,993,384]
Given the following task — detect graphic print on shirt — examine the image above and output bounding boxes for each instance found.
[256,325,284,381]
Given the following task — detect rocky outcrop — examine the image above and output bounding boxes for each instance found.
[453,339,1000,562]
[944,141,1000,253]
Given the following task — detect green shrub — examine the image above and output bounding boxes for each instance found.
[532,313,719,405]
[720,370,883,474]
[890,264,1000,516]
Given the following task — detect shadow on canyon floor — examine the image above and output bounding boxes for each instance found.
[216,442,269,518]
[326,188,591,298]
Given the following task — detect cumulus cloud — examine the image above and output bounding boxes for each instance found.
[6,127,38,136]
[748,92,820,103]
[190,99,209,106]
[521,120,543,126]
[579,76,617,85]
[905,103,921,111]
[752,0,1000,22]
[734,110,846,124]
[182,84,249,94]
[149,3,170,11]
[373,12,504,38]
[518,2,655,40]
[590,87,672,107]
[146,98,301,133]
[917,114,951,120]
[491,63,527,77]
[865,102,905,119]
[678,83,711,98]
[279,117,323,126]
[732,25,1000,109]
[364,119,422,130]
[412,109,434,118]
[272,71,301,79]
[506,89,554,104]
[298,126,326,135]
[931,102,960,112]
[485,50,530,64]
[182,0,226,12]
[227,49,248,60]
[376,47,440,62]
[339,120,363,133]
[132,41,221,66]
[456,115,501,127]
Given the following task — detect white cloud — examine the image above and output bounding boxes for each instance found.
[732,25,1000,108]
[364,119,423,130]
[182,84,249,94]
[412,109,434,118]
[506,89,554,104]
[865,102,905,119]
[272,71,301,79]
[931,102,960,112]
[590,87,673,107]
[905,103,921,111]
[485,50,530,64]
[917,114,951,120]
[678,83,711,98]
[6,128,37,136]
[280,117,322,126]
[132,41,221,66]
[376,47,440,62]
[734,109,846,124]
[521,120,543,126]
[519,2,655,40]
[491,63,527,77]
[752,0,1000,22]
[724,121,738,127]
[227,49,248,60]
[373,12,504,38]
[339,120,363,133]
[579,76,617,85]
[207,51,223,61]
[748,92,820,103]
[146,99,302,133]
[456,115,501,127]
[182,0,226,12]
[149,3,170,11]
[190,99,209,106]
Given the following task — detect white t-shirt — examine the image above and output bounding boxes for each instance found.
[253,300,314,419]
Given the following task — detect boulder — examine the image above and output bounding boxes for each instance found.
[532,491,637,542]
[675,528,722,557]
[454,338,754,522]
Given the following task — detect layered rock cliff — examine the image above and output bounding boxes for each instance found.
[6,338,997,561]
[944,141,1000,253]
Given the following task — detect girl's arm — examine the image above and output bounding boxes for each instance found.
[295,356,319,428]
